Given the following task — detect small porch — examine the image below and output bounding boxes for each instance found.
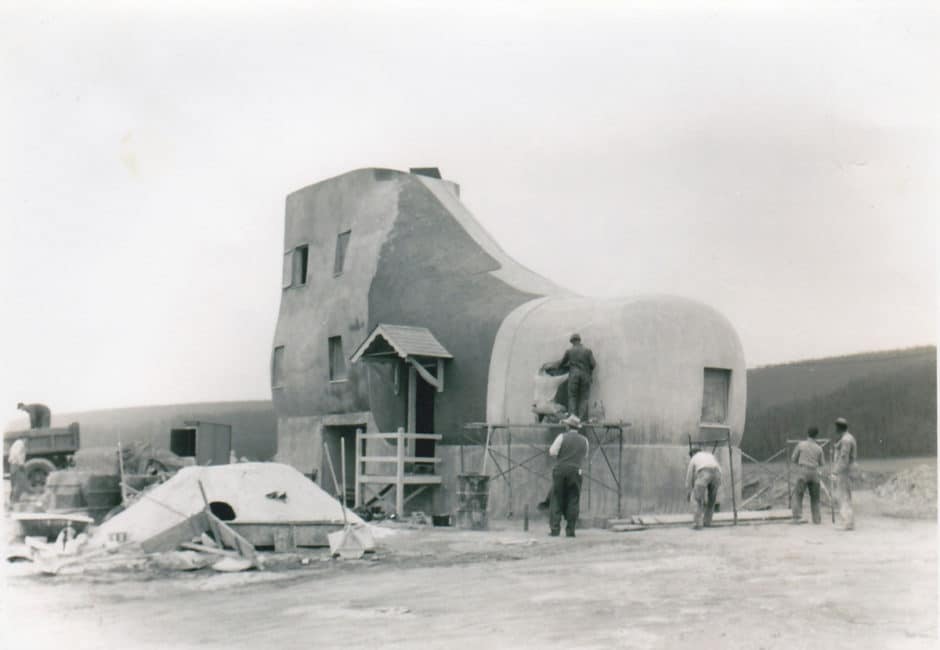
[349,323,453,516]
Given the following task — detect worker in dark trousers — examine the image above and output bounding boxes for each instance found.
[17,402,50,429]
[558,334,596,421]
[686,446,722,529]
[548,414,589,537]
[790,426,825,524]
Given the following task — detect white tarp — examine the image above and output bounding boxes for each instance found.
[92,462,362,547]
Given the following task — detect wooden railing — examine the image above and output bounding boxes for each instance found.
[354,429,442,516]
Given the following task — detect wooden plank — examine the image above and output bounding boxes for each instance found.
[396,429,405,516]
[359,475,442,485]
[361,456,441,464]
[140,511,210,554]
[180,542,240,558]
[228,522,341,548]
[206,511,258,563]
[354,429,362,508]
[356,433,443,441]
[401,485,430,507]
[407,366,416,435]
[408,356,441,390]
[608,509,792,527]
[273,527,296,553]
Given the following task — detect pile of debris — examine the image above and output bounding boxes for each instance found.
[872,464,937,519]
[7,462,379,576]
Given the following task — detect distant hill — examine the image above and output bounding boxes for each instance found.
[15,401,278,461]
[744,347,937,459]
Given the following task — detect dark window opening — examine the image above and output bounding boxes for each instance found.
[272,346,286,388]
[209,501,236,521]
[329,336,347,381]
[333,231,351,275]
[169,428,197,457]
[701,367,731,424]
[293,245,309,286]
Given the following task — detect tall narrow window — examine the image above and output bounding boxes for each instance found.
[272,346,286,388]
[328,336,347,381]
[292,245,309,286]
[333,231,351,276]
[701,367,731,423]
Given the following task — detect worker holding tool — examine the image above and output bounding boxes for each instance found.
[790,427,825,524]
[548,414,589,538]
[832,417,858,530]
[558,334,596,421]
[685,446,722,529]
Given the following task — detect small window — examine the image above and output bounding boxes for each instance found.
[333,231,351,276]
[328,336,347,381]
[293,245,309,286]
[272,346,286,387]
[701,367,731,424]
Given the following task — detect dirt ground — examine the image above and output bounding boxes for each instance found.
[2,489,936,650]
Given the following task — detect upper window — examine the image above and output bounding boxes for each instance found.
[292,245,309,286]
[701,367,731,424]
[328,336,347,381]
[271,346,286,388]
[333,231,351,276]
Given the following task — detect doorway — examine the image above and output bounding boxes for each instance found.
[413,374,436,469]
[322,425,361,506]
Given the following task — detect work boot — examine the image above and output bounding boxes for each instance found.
[565,530,575,538]
[549,530,560,537]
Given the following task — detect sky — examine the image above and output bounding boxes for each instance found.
[1,0,937,417]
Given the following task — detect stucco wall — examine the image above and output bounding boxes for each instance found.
[366,174,545,440]
[272,169,402,420]
[275,411,378,481]
[487,295,747,446]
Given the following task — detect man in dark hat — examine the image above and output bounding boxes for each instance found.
[832,417,857,530]
[790,427,825,524]
[558,334,596,421]
[547,414,589,537]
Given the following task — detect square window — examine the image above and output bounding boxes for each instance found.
[329,336,347,381]
[333,231,351,276]
[272,346,286,388]
[293,245,309,286]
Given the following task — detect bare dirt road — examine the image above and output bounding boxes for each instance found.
[3,493,935,650]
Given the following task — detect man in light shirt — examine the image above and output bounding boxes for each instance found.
[790,427,825,524]
[832,417,858,531]
[7,437,27,505]
[548,414,589,538]
[686,446,722,529]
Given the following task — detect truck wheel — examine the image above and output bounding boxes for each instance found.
[23,458,57,493]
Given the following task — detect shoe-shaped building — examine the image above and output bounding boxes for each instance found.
[271,168,746,514]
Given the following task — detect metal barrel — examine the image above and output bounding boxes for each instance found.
[456,473,490,530]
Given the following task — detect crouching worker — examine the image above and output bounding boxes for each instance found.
[548,415,589,537]
[686,446,722,529]
[790,426,825,524]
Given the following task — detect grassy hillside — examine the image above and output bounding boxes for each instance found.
[748,346,936,413]
[31,400,278,461]
[744,347,937,459]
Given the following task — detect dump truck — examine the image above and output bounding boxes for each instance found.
[3,423,80,492]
